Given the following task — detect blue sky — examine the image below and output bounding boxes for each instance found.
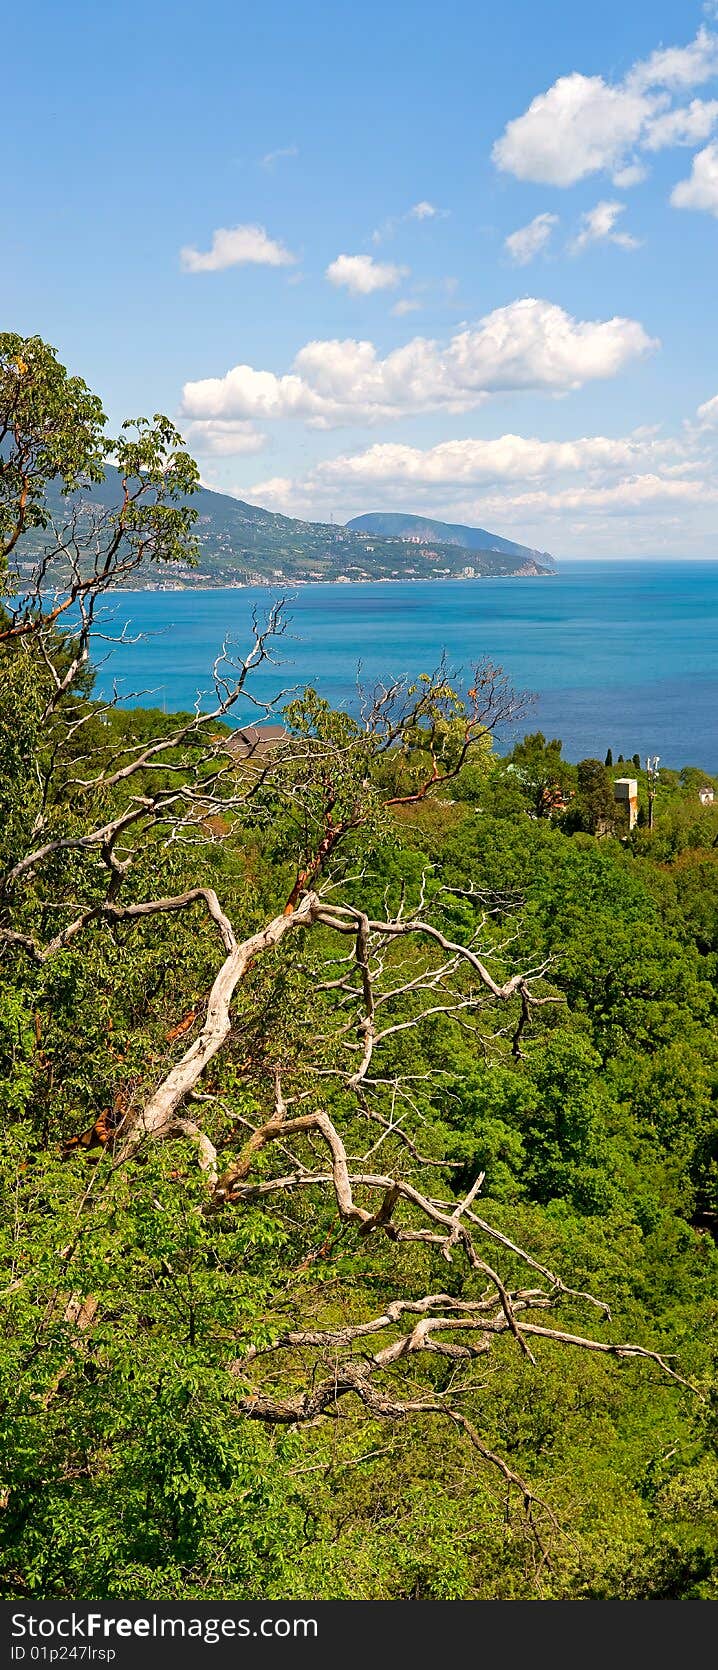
[5,0,718,554]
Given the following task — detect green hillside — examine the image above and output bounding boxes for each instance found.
[4,337,718,1606]
[347,510,554,564]
[15,470,556,587]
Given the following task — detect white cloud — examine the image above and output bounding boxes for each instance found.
[571,200,640,253]
[245,406,718,554]
[260,143,298,167]
[180,223,296,273]
[509,477,714,514]
[373,201,445,242]
[629,24,718,92]
[612,160,649,187]
[182,364,327,424]
[504,212,559,265]
[644,97,718,148]
[247,475,296,509]
[308,431,671,492]
[247,433,712,524]
[181,299,657,430]
[696,392,718,426]
[182,420,267,458]
[492,27,718,186]
[671,140,718,212]
[325,254,408,294]
[492,74,657,186]
[392,298,422,316]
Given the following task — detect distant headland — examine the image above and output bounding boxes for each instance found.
[18,472,557,589]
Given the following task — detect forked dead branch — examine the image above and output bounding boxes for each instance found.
[0,353,699,1561]
[2,626,697,1544]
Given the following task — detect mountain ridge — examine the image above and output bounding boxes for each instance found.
[15,471,556,586]
[346,511,554,564]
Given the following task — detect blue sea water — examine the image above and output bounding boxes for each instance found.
[91,560,718,771]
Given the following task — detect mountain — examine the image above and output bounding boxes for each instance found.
[186,488,556,583]
[15,472,556,586]
[346,511,554,566]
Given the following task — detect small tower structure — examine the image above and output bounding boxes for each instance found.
[614,777,638,830]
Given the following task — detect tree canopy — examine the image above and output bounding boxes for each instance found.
[1,338,717,1601]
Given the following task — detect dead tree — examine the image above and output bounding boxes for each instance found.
[1,631,697,1550]
[0,344,697,1552]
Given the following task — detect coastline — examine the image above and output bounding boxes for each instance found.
[84,564,718,772]
[110,569,557,593]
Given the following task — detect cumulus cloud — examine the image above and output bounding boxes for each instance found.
[248,469,712,529]
[510,477,714,514]
[696,392,718,426]
[247,423,716,536]
[571,200,641,253]
[628,24,718,92]
[671,140,718,212]
[247,475,296,509]
[493,74,653,187]
[492,26,718,187]
[244,402,718,552]
[372,201,446,242]
[644,96,718,149]
[325,254,408,294]
[392,298,422,316]
[181,420,267,458]
[612,160,649,187]
[180,299,657,430]
[180,223,296,273]
[306,431,671,492]
[504,212,559,265]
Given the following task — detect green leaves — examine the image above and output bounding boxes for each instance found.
[504,730,576,818]
[1,345,717,1597]
[0,333,108,576]
[113,415,200,570]
[1,333,201,608]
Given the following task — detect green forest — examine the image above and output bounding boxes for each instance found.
[1,335,717,1602]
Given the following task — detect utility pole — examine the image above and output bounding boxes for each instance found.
[646,755,660,831]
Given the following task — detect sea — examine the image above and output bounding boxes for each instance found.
[89,559,718,772]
